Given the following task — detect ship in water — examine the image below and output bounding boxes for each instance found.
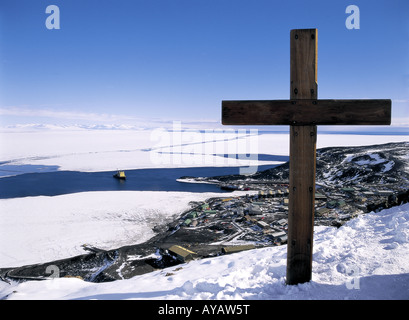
[113,170,126,180]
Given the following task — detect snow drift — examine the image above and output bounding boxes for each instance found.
[1,203,409,300]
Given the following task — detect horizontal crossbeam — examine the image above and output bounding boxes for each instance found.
[222,99,391,126]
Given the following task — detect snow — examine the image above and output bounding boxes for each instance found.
[1,126,407,176]
[0,127,269,174]
[382,161,395,173]
[345,153,387,166]
[1,203,409,300]
[0,190,255,268]
[1,126,409,300]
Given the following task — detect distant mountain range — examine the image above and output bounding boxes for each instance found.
[2,123,409,134]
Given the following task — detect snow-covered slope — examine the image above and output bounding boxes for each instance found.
[1,128,409,299]
[0,191,252,268]
[1,203,409,300]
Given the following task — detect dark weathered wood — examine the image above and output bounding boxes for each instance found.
[286,28,317,285]
[287,125,316,285]
[220,28,392,285]
[290,29,317,99]
[222,99,392,125]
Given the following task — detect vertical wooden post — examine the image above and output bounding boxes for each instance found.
[222,27,390,285]
[286,29,318,285]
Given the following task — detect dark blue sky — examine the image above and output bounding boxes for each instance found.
[0,0,408,126]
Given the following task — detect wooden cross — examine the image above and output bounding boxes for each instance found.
[222,29,391,285]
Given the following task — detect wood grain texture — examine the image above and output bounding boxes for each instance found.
[220,27,392,285]
[290,29,317,99]
[287,28,318,285]
[222,99,391,125]
[287,125,316,285]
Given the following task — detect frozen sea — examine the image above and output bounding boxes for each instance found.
[0,126,407,199]
[1,125,409,300]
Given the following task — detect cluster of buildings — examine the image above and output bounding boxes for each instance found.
[165,143,409,263]
[171,179,409,254]
[179,190,290,249]
[314,182,409,225]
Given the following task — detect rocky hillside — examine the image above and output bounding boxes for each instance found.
[207,141,409,187]
[315,142,409,186]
